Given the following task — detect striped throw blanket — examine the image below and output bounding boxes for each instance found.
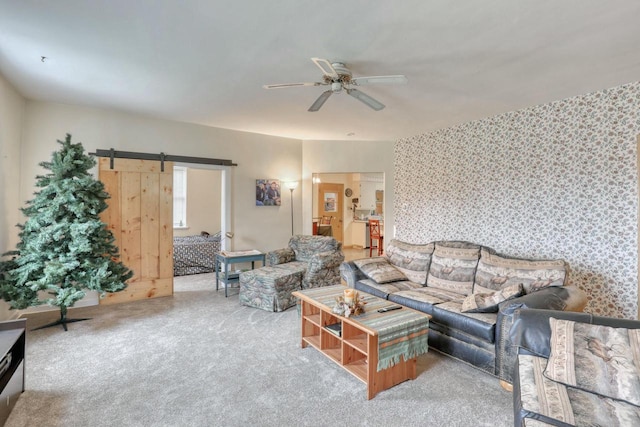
[298,286,430,371]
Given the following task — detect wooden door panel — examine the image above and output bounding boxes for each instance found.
[99,158,173,305]
[318,183,344,243]
[121,172,142,283]
[158,172,174,279]
[100,170,121,251]
[141,172,160,280]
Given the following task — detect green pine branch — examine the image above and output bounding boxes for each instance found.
[0,134,133,317]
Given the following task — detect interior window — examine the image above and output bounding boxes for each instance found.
[173,166,187,228]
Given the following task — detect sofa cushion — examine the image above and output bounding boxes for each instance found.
[389,287,466,315]
[543,318,640,407]
[518,354,640,426]
[354,279,423,300]
[353,257,406,284]
[474,248,567,294]
[271,261,307,275]
[461,283,524,313]
[427,241,480,296]
[431,301,496,343]
[384,239,435,285]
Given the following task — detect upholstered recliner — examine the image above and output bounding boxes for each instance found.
[239,235,344,312]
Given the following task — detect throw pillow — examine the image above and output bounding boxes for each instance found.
[427,241,480,296]
[474,248,567,294]
[544,318,640,407]
[353,257,407,284]
[460,283,524,313]
[384,240,434,285]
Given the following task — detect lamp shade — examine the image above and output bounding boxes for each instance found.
[286,181,299,190]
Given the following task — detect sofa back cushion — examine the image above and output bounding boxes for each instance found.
[474,248,567,294]
[384,239,435,285]
[427,241,480,296]
[288,235,341,262]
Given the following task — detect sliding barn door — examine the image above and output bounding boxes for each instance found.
[98,157,174,304]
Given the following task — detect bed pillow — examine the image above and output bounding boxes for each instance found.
[460,283,524,313]
[544,318,640,407]
[354,257,407,284]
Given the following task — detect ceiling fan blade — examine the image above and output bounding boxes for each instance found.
[263,82,322,89]
[347,88,385,111]
[311,57,339,79]
[308,90,333,112]
[351,75,408,86]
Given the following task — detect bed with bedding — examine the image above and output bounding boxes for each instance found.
[173,232,222,276]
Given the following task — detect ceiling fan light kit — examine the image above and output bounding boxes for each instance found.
[264,57,407,112]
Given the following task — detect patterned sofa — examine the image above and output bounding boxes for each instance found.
[510,308,640,426]
[340,239,587,385]
[239,235,344,312]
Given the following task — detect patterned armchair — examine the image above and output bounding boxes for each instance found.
[267,235,344,288]
[239,235,344,312]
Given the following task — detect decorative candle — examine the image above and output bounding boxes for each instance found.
[344,288,356,304]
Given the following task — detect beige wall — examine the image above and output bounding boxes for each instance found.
[7,100,301,314]
[0,72,25,320]
[20,101,302,254]
[173,168,222,237]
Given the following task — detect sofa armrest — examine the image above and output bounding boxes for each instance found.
[267,248,295,266]
[510,308,640,359]
[494,286,587,384]
[499,285,588,315]
[339,261,367,288]
[300,250,345,289]
[307,250,345,273]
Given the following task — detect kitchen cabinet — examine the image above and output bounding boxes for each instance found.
[358,182,377,211]
[351,221,367,248]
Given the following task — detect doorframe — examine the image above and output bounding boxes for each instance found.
[312,172,385,248]
[175,162,233,251]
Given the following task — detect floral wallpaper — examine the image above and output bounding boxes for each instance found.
[395,82,640,319]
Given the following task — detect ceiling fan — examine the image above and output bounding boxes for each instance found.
[263,58,408,112]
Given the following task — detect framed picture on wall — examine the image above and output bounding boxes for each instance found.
[324,192,337,212]
[256,179,281,206]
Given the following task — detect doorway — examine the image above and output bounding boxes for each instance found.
[174,164,232,251]
[312,172,384,248]
[317,182,344,242]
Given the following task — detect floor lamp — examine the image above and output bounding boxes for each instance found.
[286,181,299,235]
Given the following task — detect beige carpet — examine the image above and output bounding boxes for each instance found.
[5,273,513,427]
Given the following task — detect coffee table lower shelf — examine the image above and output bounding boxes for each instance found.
[294,290,424,400]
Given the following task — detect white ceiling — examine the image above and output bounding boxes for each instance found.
[1,1,639,141]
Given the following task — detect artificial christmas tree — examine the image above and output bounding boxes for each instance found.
[0,134,132,330]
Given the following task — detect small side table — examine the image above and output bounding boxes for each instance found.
[215,251,266,297]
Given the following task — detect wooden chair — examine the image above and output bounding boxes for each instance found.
[320,215,332,225]
[318,216,333,236]
[368,219,383,256]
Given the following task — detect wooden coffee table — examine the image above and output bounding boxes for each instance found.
[293,285,431,399]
